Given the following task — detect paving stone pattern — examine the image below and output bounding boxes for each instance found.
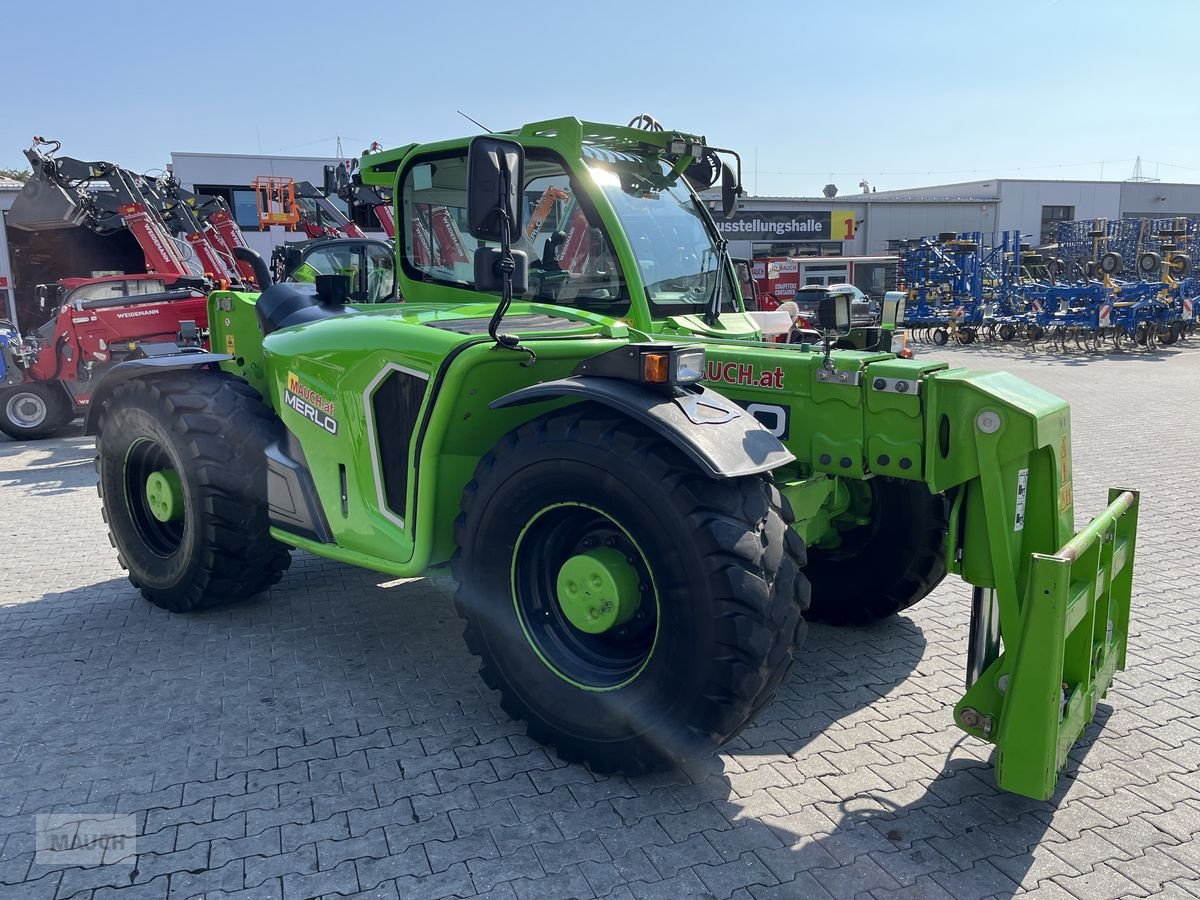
[1,345,1198,899]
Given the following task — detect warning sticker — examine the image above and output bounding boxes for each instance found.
[1059,481,1073,513]
[1014,468,1029,532]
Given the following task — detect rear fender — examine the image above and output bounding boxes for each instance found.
[82,350,231,434]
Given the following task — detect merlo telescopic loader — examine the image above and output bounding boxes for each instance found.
[88,119,1139,800]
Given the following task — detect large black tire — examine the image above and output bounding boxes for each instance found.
[804,477,949,626]
[96,372,291,612]
[452,407,810,774]
[0,381,74,440]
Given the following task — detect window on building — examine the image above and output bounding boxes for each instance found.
[193,183,387,234]
[751,241,843,258]
[231,190,262,229]
[191,184,259,229]
[1041,205,1075,243]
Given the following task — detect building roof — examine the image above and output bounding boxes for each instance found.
[0,176,24,191]
[170,151,344,163]
[740,193,997,204]
[731,176,1200,206]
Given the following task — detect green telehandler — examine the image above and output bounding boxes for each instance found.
[87,119,1139,800]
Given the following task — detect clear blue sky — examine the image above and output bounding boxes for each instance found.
[3,1,1197,197]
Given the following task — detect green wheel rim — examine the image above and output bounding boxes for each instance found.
[511,503,660,692]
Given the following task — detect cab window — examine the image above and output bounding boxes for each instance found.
[289,243,396,303]
[69,279,166,305]
[401,153,628,315]
[365,243,396,302]
[292,246,361,286]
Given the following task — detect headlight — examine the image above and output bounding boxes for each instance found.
[672,348,706,384]
[575,344,708,388]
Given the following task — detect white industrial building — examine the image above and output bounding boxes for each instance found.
[0,176,22,319]
[716,178,1200,260]
[167,151,387,259]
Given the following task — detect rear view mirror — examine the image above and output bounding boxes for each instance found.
[35,284,48,311]
[817,294,852,332]
[467,137,524,242]
[721,163,739,219]
[881,291,906,330]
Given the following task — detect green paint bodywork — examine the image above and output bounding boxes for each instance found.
[197,117,1141,800]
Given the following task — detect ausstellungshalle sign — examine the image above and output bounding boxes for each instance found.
[711,210,855,242]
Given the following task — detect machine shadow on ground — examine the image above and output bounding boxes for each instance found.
[0,434,94,496]
[0,556,1109,898]
[698,607,1114,897]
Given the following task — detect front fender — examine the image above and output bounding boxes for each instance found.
[491,376,794,479]
[82,350,232,435]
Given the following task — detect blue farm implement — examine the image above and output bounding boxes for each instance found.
[898,223,1198,352]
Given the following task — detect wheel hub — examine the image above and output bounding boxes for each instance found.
[7,392,47,428]
[145,470,184,523]
[555,548,641,634]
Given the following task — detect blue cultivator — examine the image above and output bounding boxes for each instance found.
[900,221,1198,351]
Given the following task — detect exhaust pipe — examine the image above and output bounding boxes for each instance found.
[233,247,273,288]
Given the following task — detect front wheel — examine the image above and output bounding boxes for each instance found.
[0,381,74,440]
[96,372,291,612]
[804,477,949,626]
[452,407,810,774]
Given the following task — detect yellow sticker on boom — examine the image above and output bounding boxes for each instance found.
[225,334,236,355]
[1059,482,1073,512]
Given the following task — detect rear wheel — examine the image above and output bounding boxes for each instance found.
[804,478,949,626]
[96,372,291,612]
[0,381,74,440]
[452,407,809,774]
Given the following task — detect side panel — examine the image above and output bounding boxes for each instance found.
[259,309,635,570]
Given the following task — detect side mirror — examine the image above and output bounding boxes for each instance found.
[817,294,852,332]
[35,284,48,311]
[721,163,739,219]
[881,291,906,330]
[467,137,524,242]
[474,248,529,294]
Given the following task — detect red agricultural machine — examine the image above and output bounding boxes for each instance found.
[0,138,258,439]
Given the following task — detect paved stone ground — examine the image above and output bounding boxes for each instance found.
[1,343,1198,900]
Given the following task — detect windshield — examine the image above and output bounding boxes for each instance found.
[589,158,736,318]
